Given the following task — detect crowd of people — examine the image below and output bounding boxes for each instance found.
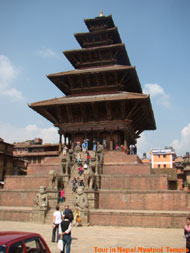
[52,205,81,253]
[62,136,137,157]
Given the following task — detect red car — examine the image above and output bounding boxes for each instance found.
[0,231,51,253]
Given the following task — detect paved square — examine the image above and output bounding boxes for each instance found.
[0,221,186,253]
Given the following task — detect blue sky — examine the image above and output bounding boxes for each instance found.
[0,0,190,157]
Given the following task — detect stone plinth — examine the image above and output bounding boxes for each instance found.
[30,207,49,224]
[80,209,89,226]
[87,190,99,209]
[47,189,59,209]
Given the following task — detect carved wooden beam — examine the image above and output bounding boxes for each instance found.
[114,71,118,86]
[126,102,139,119]
[132,112,146,130]
[121,100,126,119]
[79,74,85,88]
[92,72,98,87]
[135,118,146,131]
[59,79,70,93]
[80,103,87,122]
[135,129,143,136]
[102,71,107,86]
[98,48,102,61]
[119,71,129,85]
[66,104,73,122]
[105,101,112,121]
[56,106,64,123]
[43,109,59,124]
[67,75,74,89]
[132,108,143,122]
[91,102,99,122]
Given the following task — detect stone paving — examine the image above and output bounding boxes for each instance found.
[0,221,187,253]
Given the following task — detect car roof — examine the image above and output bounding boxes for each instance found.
[0,231,41,245]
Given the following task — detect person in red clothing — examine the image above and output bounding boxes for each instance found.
[86,152,91,165]
[78,164,83,176]
[184,217,190,252]
[60,189,65,203]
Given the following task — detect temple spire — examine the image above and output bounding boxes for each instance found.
[99,10,103,17]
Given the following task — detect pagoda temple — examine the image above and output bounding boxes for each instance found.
[29,14,156,151]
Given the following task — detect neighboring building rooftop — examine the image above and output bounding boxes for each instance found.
[151,147,175,155]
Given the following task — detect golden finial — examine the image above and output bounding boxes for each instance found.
[100,10,103,17]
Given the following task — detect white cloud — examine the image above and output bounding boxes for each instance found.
[143,83,170,107]
[0,54,25,100]
[137,132,150,158]
[0,123,58,144]
[171,123,190,156]
[2,88,25,100]
[37,48,58,58]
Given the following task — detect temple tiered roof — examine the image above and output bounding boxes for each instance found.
[30,14,156,147]
[63,44,131,69]
[47,65,142,95]
[75,27,122,48]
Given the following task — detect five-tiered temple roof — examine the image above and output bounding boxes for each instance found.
[30,14,156,148]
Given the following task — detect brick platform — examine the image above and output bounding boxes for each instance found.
[4,175,49,190]
[0,206,31,222]
[0,189,38,207]
[89,209,189,228]
[99,190,190,211]
[101,174,168,190]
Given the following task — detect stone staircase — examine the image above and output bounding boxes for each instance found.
[63,151,89,209]
[44,151,88,224]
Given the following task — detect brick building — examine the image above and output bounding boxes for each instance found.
[151,147,176,169]
[13,138,59,166]
[0,138,14,181]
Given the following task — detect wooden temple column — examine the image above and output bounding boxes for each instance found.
[68,135,71,148]
[71,133,74,149]
[124,131,127,150]
[97,131,100,146]
[58,129,63,153]
[110,131,113,151]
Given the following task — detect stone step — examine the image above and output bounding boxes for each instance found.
[89,209,189,228]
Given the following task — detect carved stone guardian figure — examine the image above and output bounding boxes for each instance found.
[34,186,48,209]
[74,186,88,210]
[84,165,96,190]
[96,144,104,174]
[31,186,49,223]
[49,170,58,189]
[60,157,69,175]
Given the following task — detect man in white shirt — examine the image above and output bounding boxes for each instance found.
[52,205,62,242]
